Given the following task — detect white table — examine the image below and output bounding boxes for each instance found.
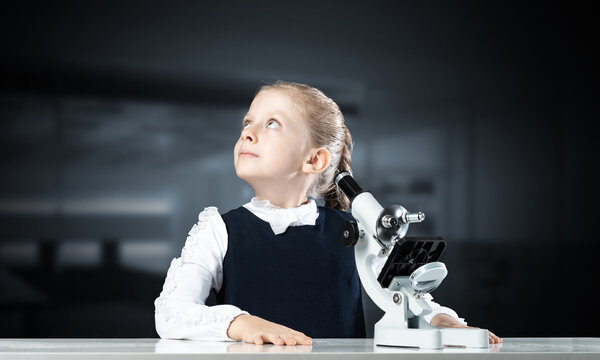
[1,338,599,359]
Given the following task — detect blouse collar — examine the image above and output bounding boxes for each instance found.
[243,197,319,235]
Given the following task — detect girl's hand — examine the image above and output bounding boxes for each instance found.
[227,314,312,346]
[430,314,502,344]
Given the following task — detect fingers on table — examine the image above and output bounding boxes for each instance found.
[488,331,502,344]
[245,331,311,346]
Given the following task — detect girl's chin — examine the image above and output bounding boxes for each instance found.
[235,171,267,183]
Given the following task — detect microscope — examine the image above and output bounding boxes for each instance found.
[335,172,489,349]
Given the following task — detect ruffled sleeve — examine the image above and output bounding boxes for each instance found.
[154,207,249,341]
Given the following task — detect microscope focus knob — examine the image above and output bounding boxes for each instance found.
[338,220,360,247]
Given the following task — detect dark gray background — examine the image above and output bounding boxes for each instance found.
[0,0,596,338]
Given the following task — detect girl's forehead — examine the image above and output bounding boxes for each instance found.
[248,89,302,119]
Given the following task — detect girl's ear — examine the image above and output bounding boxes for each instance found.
[303,147,331,174]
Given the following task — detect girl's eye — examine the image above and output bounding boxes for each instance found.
[242,121,251,129]
[266,119,280,128]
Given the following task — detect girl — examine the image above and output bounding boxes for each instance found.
[154,81,501,346]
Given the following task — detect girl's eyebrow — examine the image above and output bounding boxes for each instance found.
[268,110,286,116]
[244,112,286,121]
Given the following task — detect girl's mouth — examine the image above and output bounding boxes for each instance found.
[239,152,258,157]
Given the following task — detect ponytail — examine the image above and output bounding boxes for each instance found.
[324,126,353,211]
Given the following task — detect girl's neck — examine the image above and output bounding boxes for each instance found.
[252,184,308,209]
[246,173,315,209]
[253,189,310,209]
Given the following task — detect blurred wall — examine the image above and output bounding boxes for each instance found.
[0,1,596,338]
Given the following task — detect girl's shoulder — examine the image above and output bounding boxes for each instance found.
[183,206,228,263]
[318,205,355,221]
[187,206,224,237]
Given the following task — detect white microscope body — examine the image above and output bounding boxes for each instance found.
[335,172,489,349]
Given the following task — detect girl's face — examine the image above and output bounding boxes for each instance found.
[234,88,312,185]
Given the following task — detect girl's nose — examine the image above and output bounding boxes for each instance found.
[241,127,257,143]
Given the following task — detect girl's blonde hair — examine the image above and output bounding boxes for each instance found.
[256,80,353,210]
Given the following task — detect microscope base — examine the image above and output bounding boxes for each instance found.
[374,313,490,349]
[375,326,443,349]
[440,328,489,348]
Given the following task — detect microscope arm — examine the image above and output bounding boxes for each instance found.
[353,220,398,314]
[336,171,428,314]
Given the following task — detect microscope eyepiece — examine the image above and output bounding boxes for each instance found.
[334,171,366,202]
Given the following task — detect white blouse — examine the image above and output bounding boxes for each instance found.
[154,197,466,341]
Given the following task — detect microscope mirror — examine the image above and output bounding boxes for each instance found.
[410,262,448,294]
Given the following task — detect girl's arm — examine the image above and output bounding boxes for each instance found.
[154,207,248,341]
[422,293,467,325]
[429,314,502,344]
